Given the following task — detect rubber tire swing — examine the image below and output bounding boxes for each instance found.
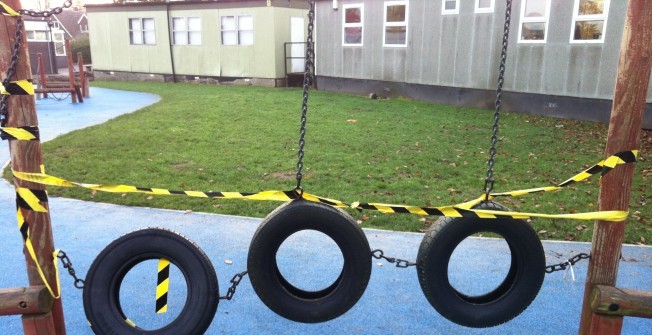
[83,228,219,335]
[247,200,372,323]
[416,201,545,328]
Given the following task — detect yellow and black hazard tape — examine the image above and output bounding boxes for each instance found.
[12,170,350,208]
[16,187,48,212]
[16,209,62,298]
[489,150,638,198]
[0,1,19,16]
[351,151,637,221]
[10,151,637,222]
[156,259,170,314]
[1,126,40,141]
[1,80,35,95]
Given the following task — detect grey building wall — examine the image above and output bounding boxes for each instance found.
[315,0,651,127]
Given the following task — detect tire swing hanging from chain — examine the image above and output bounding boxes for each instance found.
[246,0,371,323]
[416,0,545,328]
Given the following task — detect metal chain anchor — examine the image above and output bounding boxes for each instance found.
[294,0,316,194]
[57,250,85,289]
[545,253,590,274]
[483,0,512,200]
[371,249,416,268]
[219,270,248,301]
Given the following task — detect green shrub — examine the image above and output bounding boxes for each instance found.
[70,34,91,64]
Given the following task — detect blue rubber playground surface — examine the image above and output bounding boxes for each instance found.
[0,88,650,334]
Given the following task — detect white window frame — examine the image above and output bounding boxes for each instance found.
[129,17,156,45]
[475,0,495,13]
[517,0,551,44]
[342,3,363,46]
[53,32,65,56]
[383,0,409,48]
[172,16,202,45]
[442,0,459,15]
[220,15,254,46]
[570,0,610,44]
[25,30,49,42]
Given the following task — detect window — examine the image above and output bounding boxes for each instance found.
[475,0,494,13]
[383,1,408,47]
[80,24,88,33]
[221,15,254,46]
[25,30,49,42]
[172,17,201,45]
[571,0,609,43]
[518,0,551,43]
[129,18,156,45]
[53,32,65,56]
[442,0,459,15]
[342,4,363,46]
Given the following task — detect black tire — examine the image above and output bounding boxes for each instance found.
[247,200,371,323]
[417,201,545,328]
[83,228,219,335]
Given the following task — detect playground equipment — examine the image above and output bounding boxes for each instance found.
[33,39,88,103]
[1,0,651,334]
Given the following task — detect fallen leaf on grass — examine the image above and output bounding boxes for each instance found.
[347,119,358,123]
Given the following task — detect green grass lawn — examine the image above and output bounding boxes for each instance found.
[21,81,650,244]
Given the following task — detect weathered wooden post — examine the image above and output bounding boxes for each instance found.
[76,52,88,98]
[37,53,47,99]
[64,39,77,103]
[578,0,652,334]
[0,0,67,334]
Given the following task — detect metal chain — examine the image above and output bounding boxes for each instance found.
[219,270,248,301]
[483,0,512,200]
[57,250,85,289]
[17,0,73,18]
[371,249,416,268]
[295,0,316,193]
[545,253,590,274]
[1,17,24,126]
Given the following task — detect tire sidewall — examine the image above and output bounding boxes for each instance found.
[83,228,219,335]
[248,200,371,323]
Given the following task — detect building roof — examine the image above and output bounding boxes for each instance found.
[53,9,87,39]
[85,0,309,10]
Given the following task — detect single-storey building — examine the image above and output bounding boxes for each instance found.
[86,0,309,86]
[314,0,652,128]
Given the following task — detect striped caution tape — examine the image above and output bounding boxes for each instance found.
[10,150,636,222]
[1,80,35,95]
[16,187,48,212]
[351,151,637,221]
[490,150,638,198]
[12,170,350,208]
[156,259,170,314]
[0,126,40,140]
[0,1,19,16]
[16,209,62,298]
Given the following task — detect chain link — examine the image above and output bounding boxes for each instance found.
[371,249,416,268]
[57,250,85,289]
[483,0,512,200]
[545,253,590,274]
[219,270,248,301]
[295,0,316,192]
[1,16,24,126]
[17,0,73,18]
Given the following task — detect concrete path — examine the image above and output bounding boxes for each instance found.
[0,88,649,334]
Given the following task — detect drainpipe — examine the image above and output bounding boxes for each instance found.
[165,0,176,83]
[332,0,338,10]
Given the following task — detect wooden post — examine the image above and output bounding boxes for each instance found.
[0,1,67,334]
[578,0,652,334]
[76,52,88,98]
[590,285,652,319]
[0,286,55,316]
[37,54,47,99]
[64,39,77,103]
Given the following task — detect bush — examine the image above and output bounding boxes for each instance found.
[70,34,92,64]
